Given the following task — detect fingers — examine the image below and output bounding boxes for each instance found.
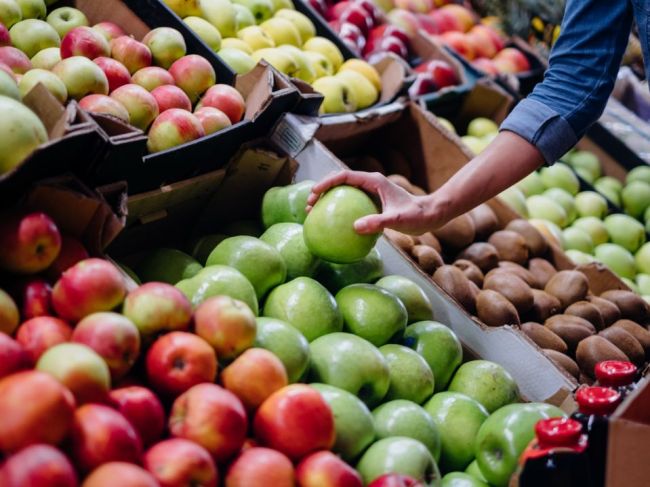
[306,170,385,207]
[354,213,394,235]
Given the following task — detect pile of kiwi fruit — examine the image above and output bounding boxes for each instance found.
[383,176,650,384]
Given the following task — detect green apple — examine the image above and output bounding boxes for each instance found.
[260,223,320,279]
[184,16,222,51]
[30,46,60,69]
[375,275,433,323]
[542,187,576,223]
[525,195,568,228]
[373,399,441,461]
[516,171,545,197]
[379,344,434,404]
[636,273,650,295]
[222,219,263,236]
[604,213,646,252]
[539,163,579,196]
[466,117,498,138]
[16,0,45,19]
[136,248,202,284]
[0,69,19,99]
[261,180,314,228]
[309,332,389,407]
[206,236,286,298]
[622,180,650,219]
[175,264,258,314]
[188,234,227,265]
[636,242,650,274]
[312,75,358,114]
[403,321,462,392]
[18,68,67,102]
[474,403,565,487]
[218,47,255,74]
[271,0,293,11]
[233,3,255,29]
[460,136,488,155]
[278,45,316,82]
[562,226,594,254]
[164,0,201,17]
[498,187,528,217]
[238,26,275,51]
[303,185,379,263]
[260,17,302,47]
[594,176,623,206]
[274,9,315,42]
[254,317,310,382]
[567,150,601,182]
[622,277,640,294]
[51,56,109,100]
[304,50,333,77]
[357,437,441,486]
[565,249,594,265]
[0,95,47,174]
[627,165,650,185]
[336,69,378,110]
[575,167,596,185]
[424,392,488,472]
[572,216,609,246]
[220,37,253,54]
[574,190,608,218]
[310,383,376,461]
[263,277,342,341]
[528,219,565,247]
[441,472,489,487]
[447,360,519,414]
[46,6,88,38]
[231,0,273,23]
[0,0,21,29]
[316,247,384,293]
[336,284,407,346]
[10,19,60,58]
[303,36,343,71]
[199,0,238,38]
[465,460,489,483]
[437,117,456,134]
[594,243,637,279]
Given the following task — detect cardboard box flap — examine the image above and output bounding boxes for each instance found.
[22,84,68,139]
[374,54,409,103]
[270,113,321,159]
[235,62,292,122]
[456,81,514,127]
[69,0,149,38]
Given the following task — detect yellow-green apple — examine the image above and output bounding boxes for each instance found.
[93,56,132,92]
[260,223,319,279]
[136,247,202,284]
[339,58,381,90]
[18,0,44,19]
[226,447,295,487]
[196,83,245,123]
[0,444,78,487]
[83,462,158,487]
[303,50,332,77]
[0,211,61,274]
[303,36,343,70]
[31,46,60,69]
[109,83,159,130]
[10,19,59,58]
[0,95,47,173]
[260,17,302,47]
[297,451,363,487]
[198,0,237,38]
[142,27,186,70]
[60,26,109,59]
[237,25,275,51]
[278,44,316,82]
[376,275,433,323]
[232,0,273,23]
[46,235,89,280]
[152,84,192,112]
[336,69,378,109]
[18,67,66,102]
[52,56,109,99]
[122,282,192,337]
[132,66,175,91]
[379,344,434,404]
[169,383,248,462]
[0,287,19,334]
[254,317,310,383]
[110,36,152,74]
[169,54,215,103]
[448,360,519,414]
[604,213,646,253]
[144,438,217,487]
[19,278,52,319]
[0,46,31,73]
[368,474,426,486]
[0,370,75,452]
[15,316,72,365]
[109,386,165,448]
[184,16,221,51]
[622,180,650,219]
[574,191,607,219]
[254,384,335,460]
[51,258,126,322]
[275,8,314,42]
[79,94,130,122]
[222,348,288,411]
[310,383,376,460]
[234,3,255,29]
[163,0,200,17]
[221,37,253,54]
[194,106,231,134]
[309,332,389,407]
[70,404,142,473]
[595,243,637,279]
[147,108,205,153]
[252,47,299,76]
[0,333,28,379]
[47,6,88,37]
[0,0,22,29]
[92,21,126,43]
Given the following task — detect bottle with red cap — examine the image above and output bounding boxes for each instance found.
[594,360,638,398]
[513,417,593,487]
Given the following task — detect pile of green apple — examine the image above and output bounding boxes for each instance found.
[164,0,383,113]
[436,115,499,156]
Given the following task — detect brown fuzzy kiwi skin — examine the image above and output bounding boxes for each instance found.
[528,258,557,288]
[415,232,441,253]
[521,321,568,353]
[476,289,520,327]
[494,262,540,288]
[544,349,580,379]
[612,319,650,356]
[598,327,646,366]
[410,185,427,196]
[544,315,596,352]
[579,374,595,385]
[453,259,484,287]
[565,301,605,331]
[544,270,589,310]
[483,272,534,315]
[384,229,414,253]
[458,243,500,273]
[587,296,622,326]
[488,230,530,265]
[527,289,562,323]
[387,174,414,193]
[468,204,499,239]
[432,214,476,250]
[601,290,650,323]
[576,335,629,378]
[411,245,443,274]
[432,265,476,313]
[505,219,549,257]
[468,280,481,302]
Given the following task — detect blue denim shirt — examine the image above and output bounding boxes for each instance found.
[500,0,645,164]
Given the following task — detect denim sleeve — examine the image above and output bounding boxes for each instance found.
[500,0,634,164]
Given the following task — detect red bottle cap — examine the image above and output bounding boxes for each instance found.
[535,417,583,448]
[595,360,637,387]
[575,386,621,416]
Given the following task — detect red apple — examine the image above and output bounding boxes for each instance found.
[19,278,52,319]
[61,26,110,59]
[72,312,141,380]
[132,66,175,92]
[0,23,10,47]
[169,383,247,462]
[416,14,440,35]
[194,106,231,135]
[226,447,295,487]
[340,3,373,36]
[83,462,158,487]
[79,94,130,122]
[414,59,459,88]
[146,331,217,397]
[93,56,131,92]
[297,451,364,487]
[194,295,257,360]
[0,333,28,379]
[0,371,75,453]
[110,36,153,74]
[0,46,32,73]
[0,288,19,335]
[408,72,437,96]
[0,212,61,274]
[109,386,165,448]
[151,84,192,112]
[356,0,383,25]
[254,384,335,461]
[144,439,217,487]
[122,282,192,337]
[428,9,462,33]
[47,235,89,280]
[440,31,474,60]
[326,1,351,21]
[93,22,127,43]
[147,109,205,153]
[368,474,426,487]
[393,0,433,14]
[494,47,530,72]
[365,35,409,59]
[196,84,245,124]
[71,404,142,473]
[338,22,366,55]
[169,54,216,104]
[467,24,504,56]
[0,444,78,487]
[308,0,328,17]
[51,258,126,323]
[439,4,476,32]
[142,27,187,70]
[368,24,410,46]
[16,316,72,365]
[472,57,499,75]
[110,83,159,130]
[386,9,420,38]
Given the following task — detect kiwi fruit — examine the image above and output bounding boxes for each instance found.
[411,245,443,274]
[483,272,534,314]
[495,261,540,288]
[544,349,580,379]
[598,327,645,366]
[505,219,549,257]
[432,214,476,250]
[432,265,476,312]
[384,229,414,253]
[576,335,629,378]
[544,314,595,351]
[601,290,650,323]
[476,289,520,326]
[415,232,441,253]
[579,374,595,385]
[528,258,557,288]
[586,296,622,327]
[387,174,414,193]
[458,243,500,273]
[468,204,499,239]
[350,155,386,173]
[565,301,605,331]
[612,319,650,356]
[488,230,529,265]
[468,280,481,302]
[453,259,484,287]
[527,289,562,322]
[521,322,568,353]
[544,270,589,309]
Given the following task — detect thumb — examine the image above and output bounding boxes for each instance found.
[354,214,394,234]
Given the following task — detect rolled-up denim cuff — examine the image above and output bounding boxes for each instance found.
[500,98,578,165]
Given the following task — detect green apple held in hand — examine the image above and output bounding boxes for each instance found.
[199,0,238,38]
[261,180,315,228]
[254,317,310,383]
[136,248,202,285]
[260,223,320,279]
[376,275,433,323]
[10,19,60,58]
[604,213,646,252]
[184,16,222,51]
[594,243,637,280]
[379,344,434,404]
[447,360,519,413]
[317,247,384,293]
